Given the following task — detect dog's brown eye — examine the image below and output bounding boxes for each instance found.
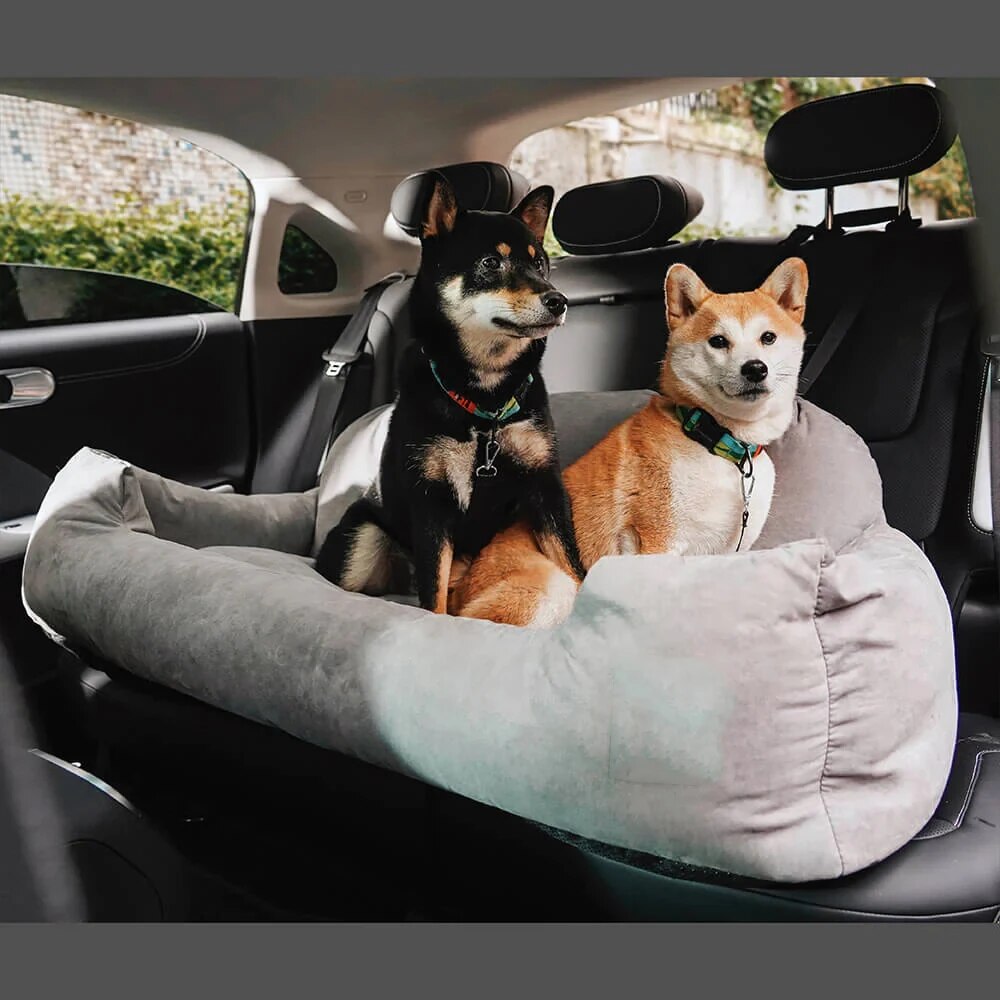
[482,256,502,270]
[708,335,729,349]
[760,331,777,345]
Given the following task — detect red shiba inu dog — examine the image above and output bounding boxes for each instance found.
[448,257,809,626]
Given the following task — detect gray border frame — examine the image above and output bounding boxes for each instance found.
[4,2,1000,75]
[0,923,997,994]
[2,3,999,990]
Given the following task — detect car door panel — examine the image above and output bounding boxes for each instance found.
[0,313,212,380]
[0,311,253,532]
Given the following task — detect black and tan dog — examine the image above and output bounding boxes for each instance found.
[315,175,585,612]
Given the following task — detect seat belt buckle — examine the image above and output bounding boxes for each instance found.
[321,347,362,378]
[320,272,409,377]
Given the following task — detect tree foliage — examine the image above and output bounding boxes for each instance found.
[0,190,250,309]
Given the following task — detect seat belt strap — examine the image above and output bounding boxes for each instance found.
[289,272,405,492]
[797,259,878,395]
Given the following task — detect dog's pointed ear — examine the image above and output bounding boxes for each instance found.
[760,257,808,322]
[665,263,712,330]
[422,175,459,239]
[512,186,554,243]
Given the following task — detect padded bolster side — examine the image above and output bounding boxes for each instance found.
[390,161,531,236]
[21,449,958,883]
[31,448,318,557]
[765,83,958,191]
[552,175,704,255]
[133,468,318,554]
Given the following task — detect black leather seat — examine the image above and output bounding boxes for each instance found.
[425,715,1000,921]
[65,88,1000,920]
[79,662,1000,921]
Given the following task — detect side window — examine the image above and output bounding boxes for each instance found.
[0,263,223,330]
[0,94,251,325]
[510,76,974,256]
[277,224,338,295]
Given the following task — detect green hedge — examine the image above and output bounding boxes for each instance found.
[0,191,250,310]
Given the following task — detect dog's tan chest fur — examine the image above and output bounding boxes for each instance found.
[419,435,477,511]
[497,420,552,470]
[418,420,553,511]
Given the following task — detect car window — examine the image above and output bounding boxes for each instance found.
[0,93,251,321]
[510,76,975,257]
[0,263,223,330]
[277,224,338,295]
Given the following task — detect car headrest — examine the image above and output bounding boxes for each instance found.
[390,162,532,237]
[765,83,958,191]
[551,175,703,256]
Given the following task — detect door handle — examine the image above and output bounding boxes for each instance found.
[0,368,56,409]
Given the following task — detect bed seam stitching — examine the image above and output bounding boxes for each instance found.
[812,551,846,875]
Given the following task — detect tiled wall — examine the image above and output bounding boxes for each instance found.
[0,94,247,214]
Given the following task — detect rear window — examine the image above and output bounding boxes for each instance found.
[277,224,339,295]
[0,94,251,319]
[510,76,974,257]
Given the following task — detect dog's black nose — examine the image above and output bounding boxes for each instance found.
[741,360,768,384]
[542,291,568,317]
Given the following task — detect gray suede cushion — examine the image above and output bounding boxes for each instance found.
[21,396,957,883]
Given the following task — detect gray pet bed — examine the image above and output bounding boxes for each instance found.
[22,393,957,882]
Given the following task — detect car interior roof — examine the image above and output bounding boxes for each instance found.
[0,77,737,178]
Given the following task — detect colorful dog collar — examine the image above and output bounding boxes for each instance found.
[427,357,534,424]
[675,405,763,469]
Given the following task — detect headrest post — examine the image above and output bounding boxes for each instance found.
[897,176,910,217]
[824,188,835,230]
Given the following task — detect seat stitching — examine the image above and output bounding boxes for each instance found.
[811,555,845,874]
[955,747,1000,828]
[915,743,1000,839]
